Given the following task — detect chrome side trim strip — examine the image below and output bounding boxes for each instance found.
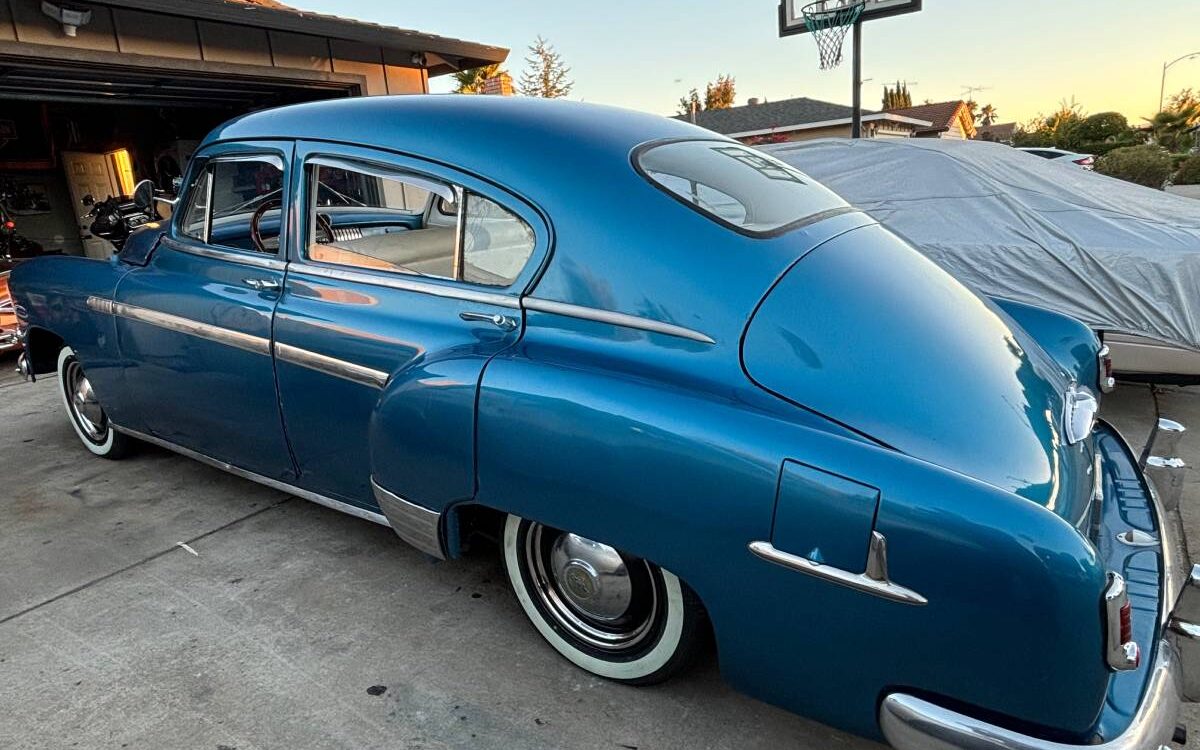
[879,641,1181,749]
[292,263,521,309]
[371,478,446,560]
[112,301,271,356]
[86,296,115,315]
[111,424,390,528]
[747,538,927,606]
[160,236,287,271]
[522,297,716,345]
[274,342,389,389]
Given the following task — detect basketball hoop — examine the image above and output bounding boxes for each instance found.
[801,0,866,69]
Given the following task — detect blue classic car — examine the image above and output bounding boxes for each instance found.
[9,96,1200,748]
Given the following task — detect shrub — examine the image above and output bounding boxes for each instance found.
[1176,155,1200,186]
[1066,112,1130,148]
[1094,145,1174,189]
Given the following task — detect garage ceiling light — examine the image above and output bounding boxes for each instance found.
[40,1,92,37]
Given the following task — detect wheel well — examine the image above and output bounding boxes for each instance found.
[26,327,65,375]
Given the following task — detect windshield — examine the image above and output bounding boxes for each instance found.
[637,140,850,236]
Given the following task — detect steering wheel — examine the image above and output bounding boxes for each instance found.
[314,212,335,245]
[250,198,283,254]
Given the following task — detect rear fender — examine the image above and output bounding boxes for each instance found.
[991,296,1101,387]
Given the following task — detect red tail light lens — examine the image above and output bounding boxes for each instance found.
[1098,345,1116,393]
[2,220,14,230]
[1119,600,1133,645]
[1075,156,1095,166]
[1104,573,1139,671]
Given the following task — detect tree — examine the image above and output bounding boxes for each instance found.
[704,74,736,110]
[518,36,573,99]
[1145,89,1200,152]
[677,88,702,118]
[882,81,912,110]
[1012,98,1086,148]
[978,104,998,127]
[452,63,503,94]
[964,99,979,125]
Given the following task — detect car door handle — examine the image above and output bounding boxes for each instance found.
[460,311,518,332]
[243,278,281,292]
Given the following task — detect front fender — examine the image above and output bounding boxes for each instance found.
[10,256,133,422]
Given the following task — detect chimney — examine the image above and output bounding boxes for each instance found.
[748,97,760,106]
[482,72,515,96]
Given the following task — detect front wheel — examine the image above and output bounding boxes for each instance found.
[502,514,706,685]
[56,346,132,459]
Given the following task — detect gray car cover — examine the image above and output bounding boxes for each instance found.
[765,138,1200,352]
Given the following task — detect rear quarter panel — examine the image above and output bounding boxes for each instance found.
[475,319,1111,741]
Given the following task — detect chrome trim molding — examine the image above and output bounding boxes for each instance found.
[371,478,446,560]
[113,301,270,356]
[880,641,1181,750]
[86,296,115,315]
[748,533,927,606]
[523,297,716,345]
[293,263,521,309]
[274,342,389,389]
[1103,573,1140,671]
[161,236,287,271]
[111,425,391,527]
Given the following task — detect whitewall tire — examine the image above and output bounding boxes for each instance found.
[502,513,706,685]
[56,347,131,459]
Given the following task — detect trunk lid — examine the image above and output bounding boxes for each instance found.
[744,224,1095,524]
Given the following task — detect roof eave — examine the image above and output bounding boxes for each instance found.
[91,0,508,70]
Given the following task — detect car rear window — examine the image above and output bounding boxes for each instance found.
[636,140,849,236]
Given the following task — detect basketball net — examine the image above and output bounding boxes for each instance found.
[802,0,866,70]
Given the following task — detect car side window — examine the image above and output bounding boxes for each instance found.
[462,193,536,286]
[177,156,285,254]
[306,157,535,287]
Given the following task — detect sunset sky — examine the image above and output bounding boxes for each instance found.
[292,0,1200,124]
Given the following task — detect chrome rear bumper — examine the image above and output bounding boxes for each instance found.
[881,417,1197,750]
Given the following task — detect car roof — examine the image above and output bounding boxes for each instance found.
[204,95,707,191]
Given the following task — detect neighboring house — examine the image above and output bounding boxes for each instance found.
[976,122,1018,145]
[677,97,932,144]
[886,101,978,140]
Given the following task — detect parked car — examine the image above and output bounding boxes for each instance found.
[1019,146,1096,169]
[9,96,1200,749]
[0,260,18,353]
[768,137,1200,382]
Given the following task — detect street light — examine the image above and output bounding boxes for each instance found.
[1160,51,1200,112]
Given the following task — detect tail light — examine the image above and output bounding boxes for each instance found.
[2,220,14,230]
[1075,156,1095,167]
[1104,573,1140,671]
[1097,345,1116,393]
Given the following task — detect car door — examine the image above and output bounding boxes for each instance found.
[272,141,547,514]
[113,141,296,480]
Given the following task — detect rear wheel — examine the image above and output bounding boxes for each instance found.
[502,513,706,685]
[56,346,131,459]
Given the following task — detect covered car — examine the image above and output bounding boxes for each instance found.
[766,137,1200,379]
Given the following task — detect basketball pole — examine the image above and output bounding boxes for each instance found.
[851,17,863,138]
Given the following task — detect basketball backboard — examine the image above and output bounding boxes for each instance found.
[778,0,922,37]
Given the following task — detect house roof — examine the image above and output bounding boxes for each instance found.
[675,96,930,138]
[976,122,1017,142]
[92,0,508,74]
[886,101,977,138]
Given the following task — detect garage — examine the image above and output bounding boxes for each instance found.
[0,0,506,259]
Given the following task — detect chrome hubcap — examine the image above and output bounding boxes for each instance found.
[550,533,633,621]
[65,360,106,441]
[524,523,661,652]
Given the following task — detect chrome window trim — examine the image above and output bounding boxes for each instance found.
[290,262,521,309]
[371,478,446,560]
[522,297,716,345]
[747,536,927,606]
[161,236,287,271]
[104,299,271,356]
[274,341,389,390]
[308,155,455,204]
[111,424,390,528]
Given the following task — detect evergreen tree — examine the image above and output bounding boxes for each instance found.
[704,75,736,110]
[518,36,574,99]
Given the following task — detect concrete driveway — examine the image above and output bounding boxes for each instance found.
[2,354,1199,749]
